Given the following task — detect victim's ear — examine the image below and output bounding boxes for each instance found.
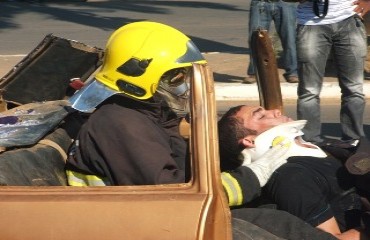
[240,135,257,148]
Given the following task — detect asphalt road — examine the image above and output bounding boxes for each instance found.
[0,0,249,55]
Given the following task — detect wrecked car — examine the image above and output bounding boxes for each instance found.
[0,34,232,240]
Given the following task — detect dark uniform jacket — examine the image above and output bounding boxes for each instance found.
[66,95,188,185]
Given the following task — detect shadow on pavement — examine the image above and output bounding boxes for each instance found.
[0,1,248,53]
[213,72,245,83]
[322,123,370,140]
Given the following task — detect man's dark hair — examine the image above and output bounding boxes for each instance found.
[218,105,257,171]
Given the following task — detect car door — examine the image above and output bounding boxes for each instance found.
[0,63,232,240]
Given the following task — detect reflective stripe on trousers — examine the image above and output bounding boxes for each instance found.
[66,170,112,186]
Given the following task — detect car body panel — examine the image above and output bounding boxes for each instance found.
[0,187,208,239]
[0,34,231,240]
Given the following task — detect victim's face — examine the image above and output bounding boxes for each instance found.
[235,106,293,135]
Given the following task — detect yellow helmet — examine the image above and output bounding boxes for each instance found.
[96,21,205,99]
[70,21,206,112]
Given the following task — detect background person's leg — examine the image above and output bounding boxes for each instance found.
[246,0,274,83]
[274,1,298,83]
[296,24,331,143]
[333,16,366,141]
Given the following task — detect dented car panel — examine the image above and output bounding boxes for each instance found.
[0,34,104,107]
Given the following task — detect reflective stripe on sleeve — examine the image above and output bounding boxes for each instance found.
[221,172,243,207]
[66,170,112,186]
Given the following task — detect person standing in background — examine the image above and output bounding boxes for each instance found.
[245,0,299,84]
[296,0,367,144]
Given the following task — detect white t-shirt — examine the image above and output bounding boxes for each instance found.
[297,0,357,25]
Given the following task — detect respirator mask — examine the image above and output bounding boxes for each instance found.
[156,67,191,117]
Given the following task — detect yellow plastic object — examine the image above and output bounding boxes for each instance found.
[96,21,206,99]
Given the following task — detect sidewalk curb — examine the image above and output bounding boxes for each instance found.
[1,54,370,102]
[215,82,370,102]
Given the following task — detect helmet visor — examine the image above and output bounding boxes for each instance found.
[156,67,191,116]
[69,79,118,113]
[176,40,205,63]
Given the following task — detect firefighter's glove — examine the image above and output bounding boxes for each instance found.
[243,136,292,187]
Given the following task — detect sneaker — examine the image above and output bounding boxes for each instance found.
[243,75,256,84]
[284,75,299,83]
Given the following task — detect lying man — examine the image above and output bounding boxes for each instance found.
[218,105,369,240]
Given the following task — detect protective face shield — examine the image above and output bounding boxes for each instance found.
[69,79,117,113]
[156,67,191,116]
[241,120,327,164]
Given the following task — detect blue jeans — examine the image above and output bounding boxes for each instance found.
[297,15,367,142]
[248,0,298,78]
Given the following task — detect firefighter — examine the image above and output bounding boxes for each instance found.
[65,21,205,186]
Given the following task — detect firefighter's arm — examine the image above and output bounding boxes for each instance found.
[221,166,261,207]
[243,137,292,187]
[221,137,292,207]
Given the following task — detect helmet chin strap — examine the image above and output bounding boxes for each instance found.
[240,120,327,164]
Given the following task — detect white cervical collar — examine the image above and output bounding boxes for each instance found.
[241,120,327,165]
